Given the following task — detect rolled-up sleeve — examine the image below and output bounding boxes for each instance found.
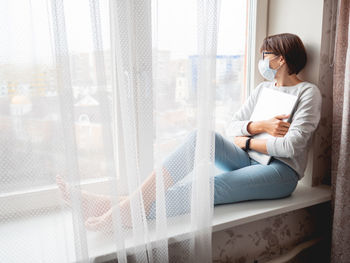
[266,86,322,158]
[225,83,263,137]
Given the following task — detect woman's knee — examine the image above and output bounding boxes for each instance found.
[214,131,222,140]
[187,129,198,140]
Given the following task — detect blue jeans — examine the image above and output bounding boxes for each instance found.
[147,130,299,219]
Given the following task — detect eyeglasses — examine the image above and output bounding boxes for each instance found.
[262,51,275,60]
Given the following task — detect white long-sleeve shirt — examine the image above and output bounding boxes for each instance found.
[224,81,322,180]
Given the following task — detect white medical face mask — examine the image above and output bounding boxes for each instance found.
[258,56,282,81]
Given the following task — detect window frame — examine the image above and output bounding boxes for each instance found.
[246,0,269,96]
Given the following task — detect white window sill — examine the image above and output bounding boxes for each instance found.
[0,183,331,263]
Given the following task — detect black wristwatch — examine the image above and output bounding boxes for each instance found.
[244,138,252,151]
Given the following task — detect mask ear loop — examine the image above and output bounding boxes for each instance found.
[270,55,285,71]
[271,56,284,86]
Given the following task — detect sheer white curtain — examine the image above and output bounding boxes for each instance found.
[0,0,220,262]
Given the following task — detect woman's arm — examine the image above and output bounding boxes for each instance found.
[265,86,322,158]
[234,86,322,157]
[247,121,265,135]
[250,138,268,154]
[248,114,291,136]
[227,83,290,138]
[234,136,268,154]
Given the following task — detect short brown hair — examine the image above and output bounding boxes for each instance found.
[259,33,307,75]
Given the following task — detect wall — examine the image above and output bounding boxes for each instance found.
[211,203,331,263]
[267,0,324,86]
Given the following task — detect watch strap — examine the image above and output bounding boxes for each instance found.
[244,138,252,151]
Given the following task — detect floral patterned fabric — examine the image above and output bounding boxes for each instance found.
[312,0,338,186]
[211,203,330,263]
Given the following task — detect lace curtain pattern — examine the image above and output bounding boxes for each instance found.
[0,0,220,262]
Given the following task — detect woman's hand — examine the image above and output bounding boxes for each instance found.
[234,136,249,149]
[262,114,291,137]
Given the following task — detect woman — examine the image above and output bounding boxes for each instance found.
[57,33,322,231]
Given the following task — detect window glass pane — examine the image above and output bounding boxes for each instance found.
[154,0,248,158]
[215,0,247,135]
[0,0,248,193]
[0,0,112,193]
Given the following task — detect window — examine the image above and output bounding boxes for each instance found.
[0,0,265,215]
[0,0,113,214]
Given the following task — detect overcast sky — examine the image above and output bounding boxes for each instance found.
[0,0,247,64]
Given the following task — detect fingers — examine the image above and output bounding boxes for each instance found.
[276,133,286,137]
[277,120,290,129]
[273,124,289,135]
[273,127,289,137]
[278,127,290,132]
[274,114,290,120]
[281,123,290,128]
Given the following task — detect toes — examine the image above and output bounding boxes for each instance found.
[56,175,65,189]
[85,217,108,231]
[56,174,64,185]
[118,195,128,203]
[56,175,70,202]
[84,211,133,231]
[85,217,98,228]
[85,216,99,225]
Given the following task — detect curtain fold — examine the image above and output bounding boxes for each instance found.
[331,0,350,262]
[189,0,219,261]
[0,0,220,262]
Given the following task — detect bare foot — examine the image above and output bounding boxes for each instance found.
[85,199,133,231]
[83,167,172,232]
[56,175,128,220]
